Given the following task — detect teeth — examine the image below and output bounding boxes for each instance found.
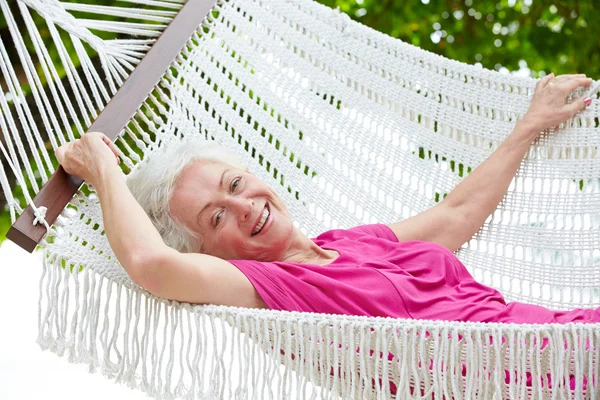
[252,207,270,235]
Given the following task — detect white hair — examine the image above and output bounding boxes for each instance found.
[126,139,246,253]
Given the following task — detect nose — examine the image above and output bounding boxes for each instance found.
[229,196,253,222]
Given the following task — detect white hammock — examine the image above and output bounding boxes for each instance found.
[1,0,599,398]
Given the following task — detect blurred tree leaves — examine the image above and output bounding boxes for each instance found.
[318,0,599,78]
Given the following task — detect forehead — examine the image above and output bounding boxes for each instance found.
[171,160,233,205]
[180,160,229,183]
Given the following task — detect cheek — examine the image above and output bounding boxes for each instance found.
[213,225,250,255]
[200,227,234,253]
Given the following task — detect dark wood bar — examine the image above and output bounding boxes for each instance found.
[7,0,218,253]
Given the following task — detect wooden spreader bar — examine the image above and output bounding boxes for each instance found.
[7,0,218,253]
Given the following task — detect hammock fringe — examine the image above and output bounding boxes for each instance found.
[37,254,599,399]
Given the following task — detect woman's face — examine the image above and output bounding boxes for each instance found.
[169,160,295,261]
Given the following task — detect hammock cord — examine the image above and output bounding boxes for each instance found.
[1,0,600,398]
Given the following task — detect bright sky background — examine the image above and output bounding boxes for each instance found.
[0,240,148,400]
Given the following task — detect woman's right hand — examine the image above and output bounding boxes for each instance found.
[55,131,121,185]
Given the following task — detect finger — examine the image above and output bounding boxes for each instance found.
[101,134,121,163]
[536,72,554,89]
[562,77,593,93]
[565,96,591,117]
[55,145,68,165]
[554,73,587,81]
[537,72,554,88]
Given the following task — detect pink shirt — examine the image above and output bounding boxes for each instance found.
[229,224,600,324]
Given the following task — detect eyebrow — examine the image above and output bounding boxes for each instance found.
[196,168,232,226]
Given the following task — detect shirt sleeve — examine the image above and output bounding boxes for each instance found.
[226,259,303,312]
[348,223,399,242]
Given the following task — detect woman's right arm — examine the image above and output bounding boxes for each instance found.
[56,132,264,308]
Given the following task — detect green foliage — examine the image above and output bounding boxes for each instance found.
[0,208,10,240]
[317,0,599,78]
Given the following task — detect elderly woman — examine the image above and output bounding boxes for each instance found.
[56,73,600,324]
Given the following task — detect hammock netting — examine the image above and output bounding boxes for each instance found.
[1,0,599,398]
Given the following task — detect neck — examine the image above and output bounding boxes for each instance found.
[281,226,336,264]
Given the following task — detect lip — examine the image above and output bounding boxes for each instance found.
[251,202,270,236]
[254,204,272,237]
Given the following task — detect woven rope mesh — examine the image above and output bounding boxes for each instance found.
[2,0,599,306]
[1,0,600,398]
[48,0,600,308]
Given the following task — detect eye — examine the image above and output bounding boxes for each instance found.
[214,211,224,226]
[213,177,242,226]
[231,177,241,192]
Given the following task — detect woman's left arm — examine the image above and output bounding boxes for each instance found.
[442,73,592,247]
[388,74,592,251]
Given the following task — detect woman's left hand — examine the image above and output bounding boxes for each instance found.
[521,73,593,135]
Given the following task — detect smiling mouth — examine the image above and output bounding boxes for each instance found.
[251,203,270,236]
